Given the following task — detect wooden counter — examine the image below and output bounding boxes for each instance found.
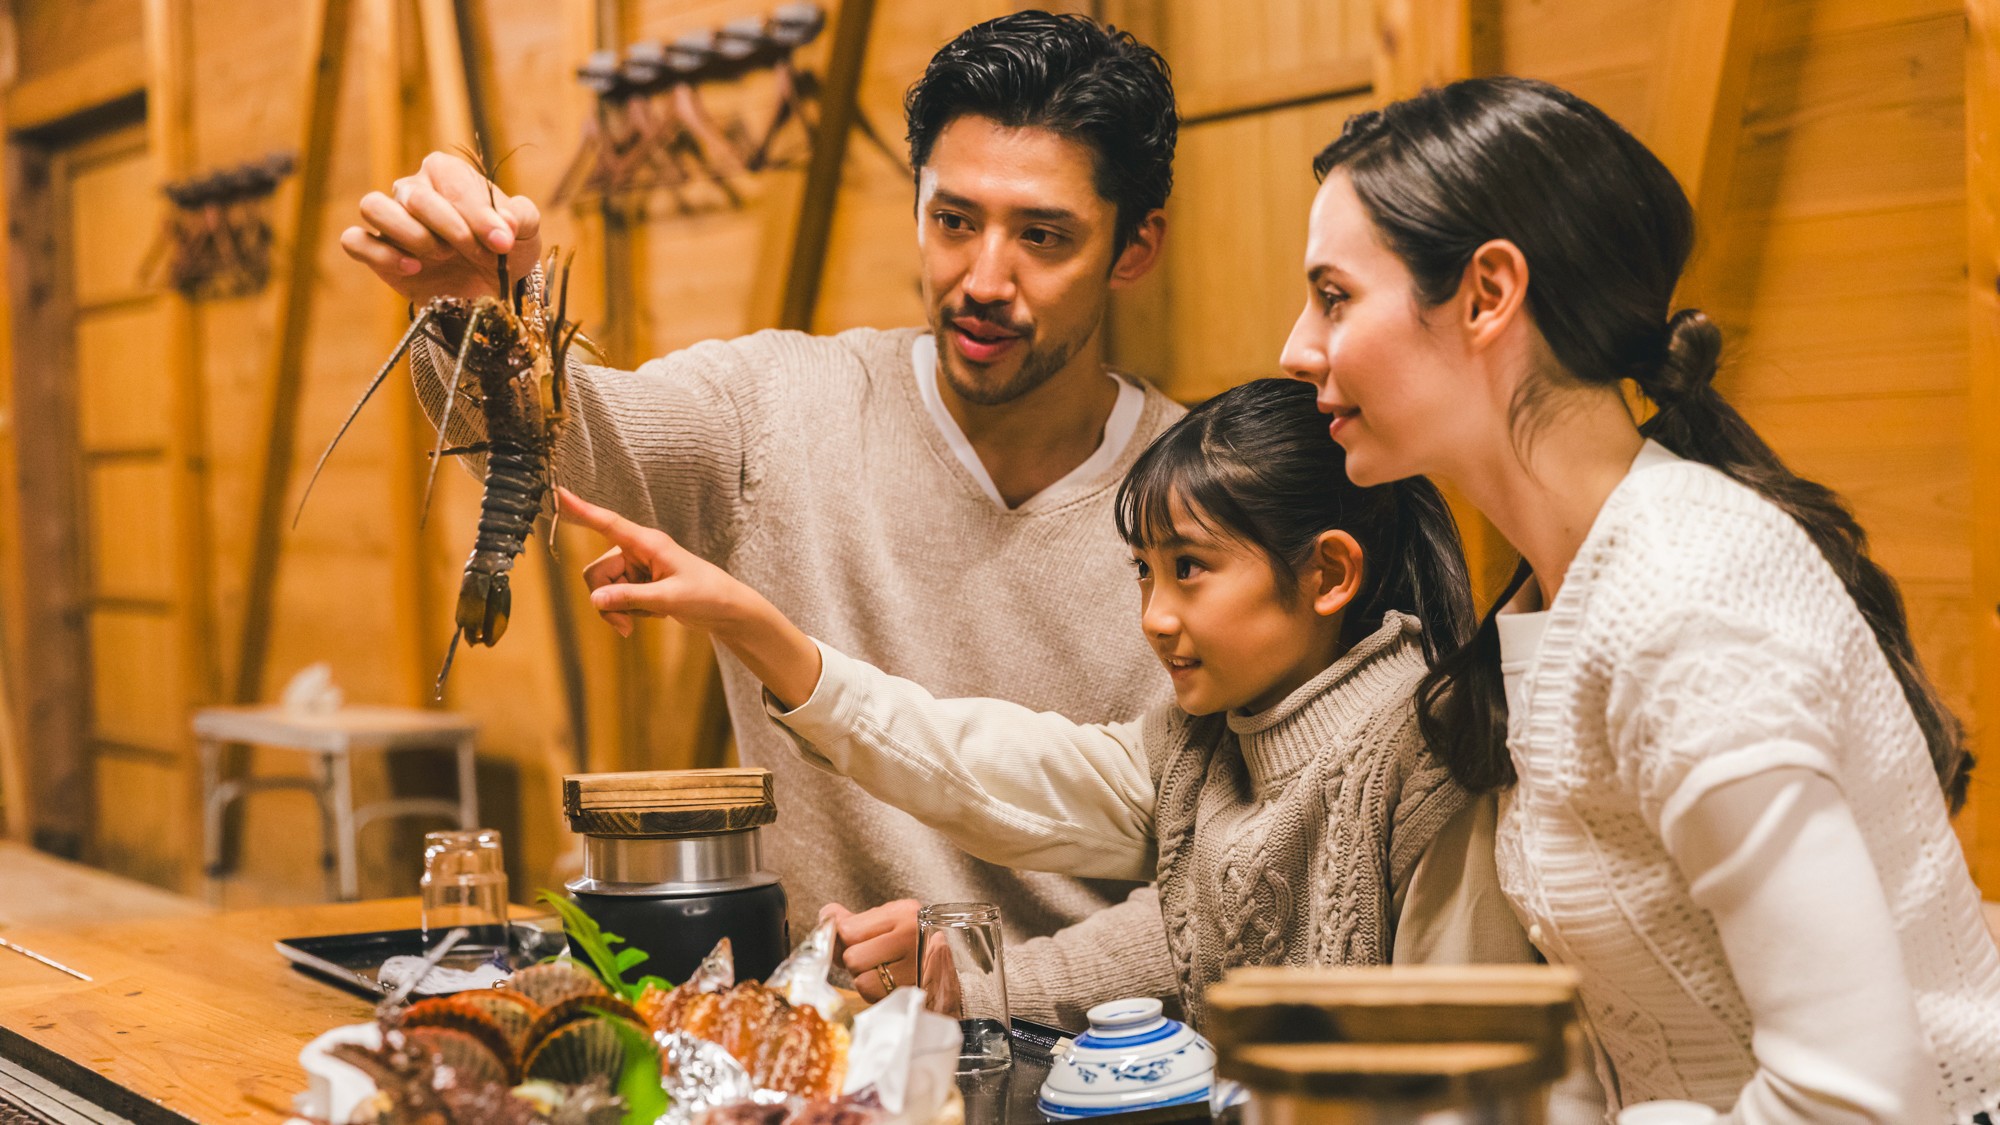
[0,898,421,1123]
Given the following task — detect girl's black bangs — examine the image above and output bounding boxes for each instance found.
[1116,425,1258,553]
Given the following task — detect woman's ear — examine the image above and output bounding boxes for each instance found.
[1308,530,1365,617]
[1459,238,1531,353]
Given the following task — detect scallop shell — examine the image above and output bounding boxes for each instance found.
[507,961,609,1009]
[521,1016,626,1085]
[455,990,541,1056]
[403,1026,510,1089]
[400,996,518,1079]
[524,993,642,1054]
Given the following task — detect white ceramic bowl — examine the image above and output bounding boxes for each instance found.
[1037,998,1216,1119]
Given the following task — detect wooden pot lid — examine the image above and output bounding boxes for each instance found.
[563,768,776,838]
[1203,965,1580,1103]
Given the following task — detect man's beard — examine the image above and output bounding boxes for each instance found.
[931,324,1082,407]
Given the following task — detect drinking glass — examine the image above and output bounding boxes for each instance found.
[917,901,1011,1073]
[420,828,509,965]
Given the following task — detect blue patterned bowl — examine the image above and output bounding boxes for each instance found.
[1037,998,1216,1119]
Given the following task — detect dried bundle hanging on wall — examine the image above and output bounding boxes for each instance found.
[552,3,902,213]
[139,152,296,300]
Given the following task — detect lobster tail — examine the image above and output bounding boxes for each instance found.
[456,568,512,646]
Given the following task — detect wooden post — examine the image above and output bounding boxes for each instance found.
[360,0,436,708]
[1966,0,1999,890]
[232,0,355,706]
[773,0,877,333]
[415,0,474,145]
[1369,0,1518,607]
[1648,0,1763,307]
[584,0,662,773]
[143,0,218,887]
[142,0,219,719]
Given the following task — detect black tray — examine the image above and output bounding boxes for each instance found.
[275,918,567,999]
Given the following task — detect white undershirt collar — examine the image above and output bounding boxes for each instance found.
[911,333,1144,510]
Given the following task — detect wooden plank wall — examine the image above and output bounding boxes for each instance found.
[3,0,1995,898]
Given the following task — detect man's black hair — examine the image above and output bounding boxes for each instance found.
[904,10,1176,255]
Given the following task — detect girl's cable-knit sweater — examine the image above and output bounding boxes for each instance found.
[1497,446,2000,1122]
[768,612,1535,1025]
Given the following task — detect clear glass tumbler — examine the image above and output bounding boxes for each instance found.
[420,828,509,966]
[917,901,1011,1073]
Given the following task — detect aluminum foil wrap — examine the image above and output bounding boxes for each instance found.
[653,1030,787,1125]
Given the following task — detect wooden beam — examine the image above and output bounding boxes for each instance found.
[1367,0,1520,606]
[1180,56,1374,127]
[360,0,434,707]
[414,0,473,146]
[774,0,878,332]
[142,0,219,724]
[1967,0,2000,892]
[231,0,355,705]
[1649,0,1764,301]
[4,40,145,133]
[142,0,215,888]
[584,0,663,773]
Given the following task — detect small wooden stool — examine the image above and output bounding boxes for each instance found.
[193,705,479,903]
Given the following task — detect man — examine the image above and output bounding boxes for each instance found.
[342,11,1183,1024]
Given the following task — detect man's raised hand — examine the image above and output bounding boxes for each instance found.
[340,150,544,306]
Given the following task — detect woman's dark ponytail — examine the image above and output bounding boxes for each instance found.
[1319,78,1972,809]
[1637,311,1970,808]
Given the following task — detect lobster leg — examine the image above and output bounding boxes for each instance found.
[422,304,486,528]
[433,630,461,701]
[294,308,436,527]
[549,250,578,422]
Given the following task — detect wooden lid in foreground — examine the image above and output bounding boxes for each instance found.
[1204,965,1580,1102]
[563,768,776,838]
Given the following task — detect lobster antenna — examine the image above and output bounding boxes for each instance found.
[422,305,484,527]
[295,309,436,527]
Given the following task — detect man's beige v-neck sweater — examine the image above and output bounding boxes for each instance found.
[411,324,1186,1023]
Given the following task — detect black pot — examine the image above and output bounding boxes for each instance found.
[568,881,789,984]
[564,827,790,984]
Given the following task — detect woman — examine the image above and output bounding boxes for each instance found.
[1281,76,2000,1122]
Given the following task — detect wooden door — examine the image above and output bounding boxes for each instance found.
[68,123,200,889]
[8,115,204,887]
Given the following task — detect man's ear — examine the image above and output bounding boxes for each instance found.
[1309,529,1364,617]
[1459,238,1531,353]
[1109,209,1166,288]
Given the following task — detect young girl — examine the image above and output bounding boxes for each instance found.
[1282,77,2000,1121]
[560,378,1533,1025]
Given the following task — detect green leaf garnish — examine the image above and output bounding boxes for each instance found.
[536,890,673,1001]
[597,1010,669,1125]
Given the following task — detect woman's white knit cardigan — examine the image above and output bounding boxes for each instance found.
[1495,453,2000,1122]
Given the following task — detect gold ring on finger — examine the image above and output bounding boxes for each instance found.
[874,961,898,995]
